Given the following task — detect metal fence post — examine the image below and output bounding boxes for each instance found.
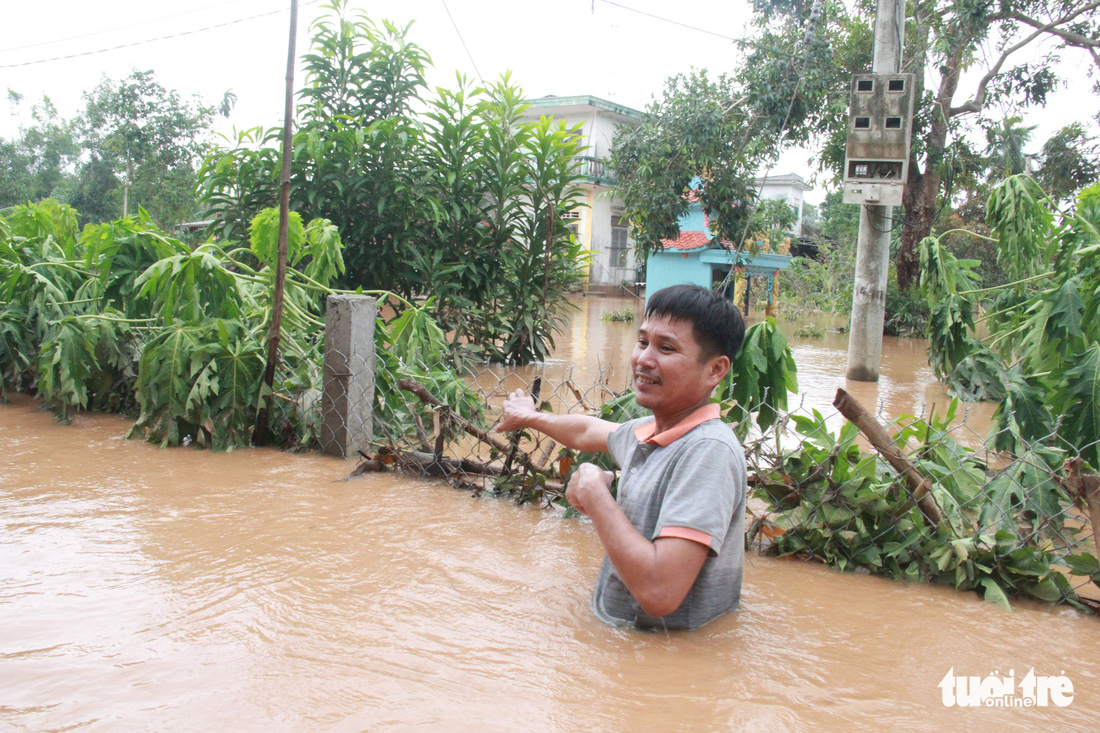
[321,294,376,458]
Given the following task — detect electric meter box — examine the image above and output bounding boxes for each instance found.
[842,73,915,206]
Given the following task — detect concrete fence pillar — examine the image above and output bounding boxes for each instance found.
[321,294,377,458]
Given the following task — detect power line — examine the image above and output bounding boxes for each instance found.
[597,0,739,43]
[0,0,260,55]
[440,0,483,84]
[0,0,322,70]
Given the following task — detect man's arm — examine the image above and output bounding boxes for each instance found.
[495,388,616,454]
[566,463,709,618]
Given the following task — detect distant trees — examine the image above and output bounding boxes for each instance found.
[76,70,218,225]
[2,69,222,229]
[0,93,80,207]
[1034,123,1100,204]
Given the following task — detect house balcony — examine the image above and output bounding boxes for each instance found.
[573,156,616,186]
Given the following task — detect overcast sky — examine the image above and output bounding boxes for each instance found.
[3,0,1098,206]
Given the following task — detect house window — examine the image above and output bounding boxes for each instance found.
[610,215,629,268]
[563,210,581,240]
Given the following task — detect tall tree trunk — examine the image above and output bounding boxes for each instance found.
[897,162,940,290]
[123,157,132,218]
[896,37,964,292]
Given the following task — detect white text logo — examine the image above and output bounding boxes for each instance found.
[939,668,1074,707]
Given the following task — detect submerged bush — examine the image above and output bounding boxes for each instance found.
[752,403,1100,612]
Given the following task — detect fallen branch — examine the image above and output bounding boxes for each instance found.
[343,449,503,481]
[534,438,557,470]
[397,378,553,475]
[397,450,504,478]
[833,388,945,529]
[343,457,385,480]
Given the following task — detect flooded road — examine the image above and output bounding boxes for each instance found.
[3,393,1098,731]
[2,295,1096,731]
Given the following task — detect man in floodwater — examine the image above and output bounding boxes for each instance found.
[496,284,747,630]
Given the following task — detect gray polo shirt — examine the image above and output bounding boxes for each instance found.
[591,409,746,630]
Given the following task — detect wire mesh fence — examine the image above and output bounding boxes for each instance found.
[314,338,1100,613]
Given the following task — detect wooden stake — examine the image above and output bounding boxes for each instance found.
[833,388,945,528]
[1064,458,1100,560]
[255,0,298,446]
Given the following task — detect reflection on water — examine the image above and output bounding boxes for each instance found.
[1,297,1095,731]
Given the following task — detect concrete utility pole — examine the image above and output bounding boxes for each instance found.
[846,0,906,382]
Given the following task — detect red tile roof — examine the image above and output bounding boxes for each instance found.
[660,230,711,250]
[660,230,737,251]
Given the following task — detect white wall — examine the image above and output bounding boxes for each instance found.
[757,173,811,234]
[520,97,644,288]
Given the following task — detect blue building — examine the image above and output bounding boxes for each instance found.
[644,200,794,317]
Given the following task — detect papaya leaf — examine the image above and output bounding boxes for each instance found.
[986,175,1055,280]
[249,208,306,269]
[991,368,1054,454]
[1052,343,1100,466]
[946,345,1007,402]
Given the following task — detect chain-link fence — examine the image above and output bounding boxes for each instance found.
[365,356,625,503]
[311,298,1100,612]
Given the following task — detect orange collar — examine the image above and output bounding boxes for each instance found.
[633,402,720,447]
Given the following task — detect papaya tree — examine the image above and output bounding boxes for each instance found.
[0,198,349,447]
[920,175,1100,467]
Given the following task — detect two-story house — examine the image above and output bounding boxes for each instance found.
[523,96,813,304]
[520,95,643,292]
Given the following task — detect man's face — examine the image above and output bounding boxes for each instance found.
[631,314,728,418]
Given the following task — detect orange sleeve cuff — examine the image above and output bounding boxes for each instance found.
[656,526,713,548]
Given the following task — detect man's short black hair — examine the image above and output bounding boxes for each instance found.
[644,284,745,362]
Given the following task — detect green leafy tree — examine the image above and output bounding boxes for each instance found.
[74,69,217,227]
[496,113,587,363]
[609,70,773,257]
[742,0,1100,291]
[1035,123,1100,204]
[984,116,1037,180]
[0,92,81,209]
[195,127,282,243]
[199,1,589,363]
[290,2,428,293]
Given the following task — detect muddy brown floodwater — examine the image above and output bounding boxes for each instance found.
[2,295,1097,731]
[546,294,998,445]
